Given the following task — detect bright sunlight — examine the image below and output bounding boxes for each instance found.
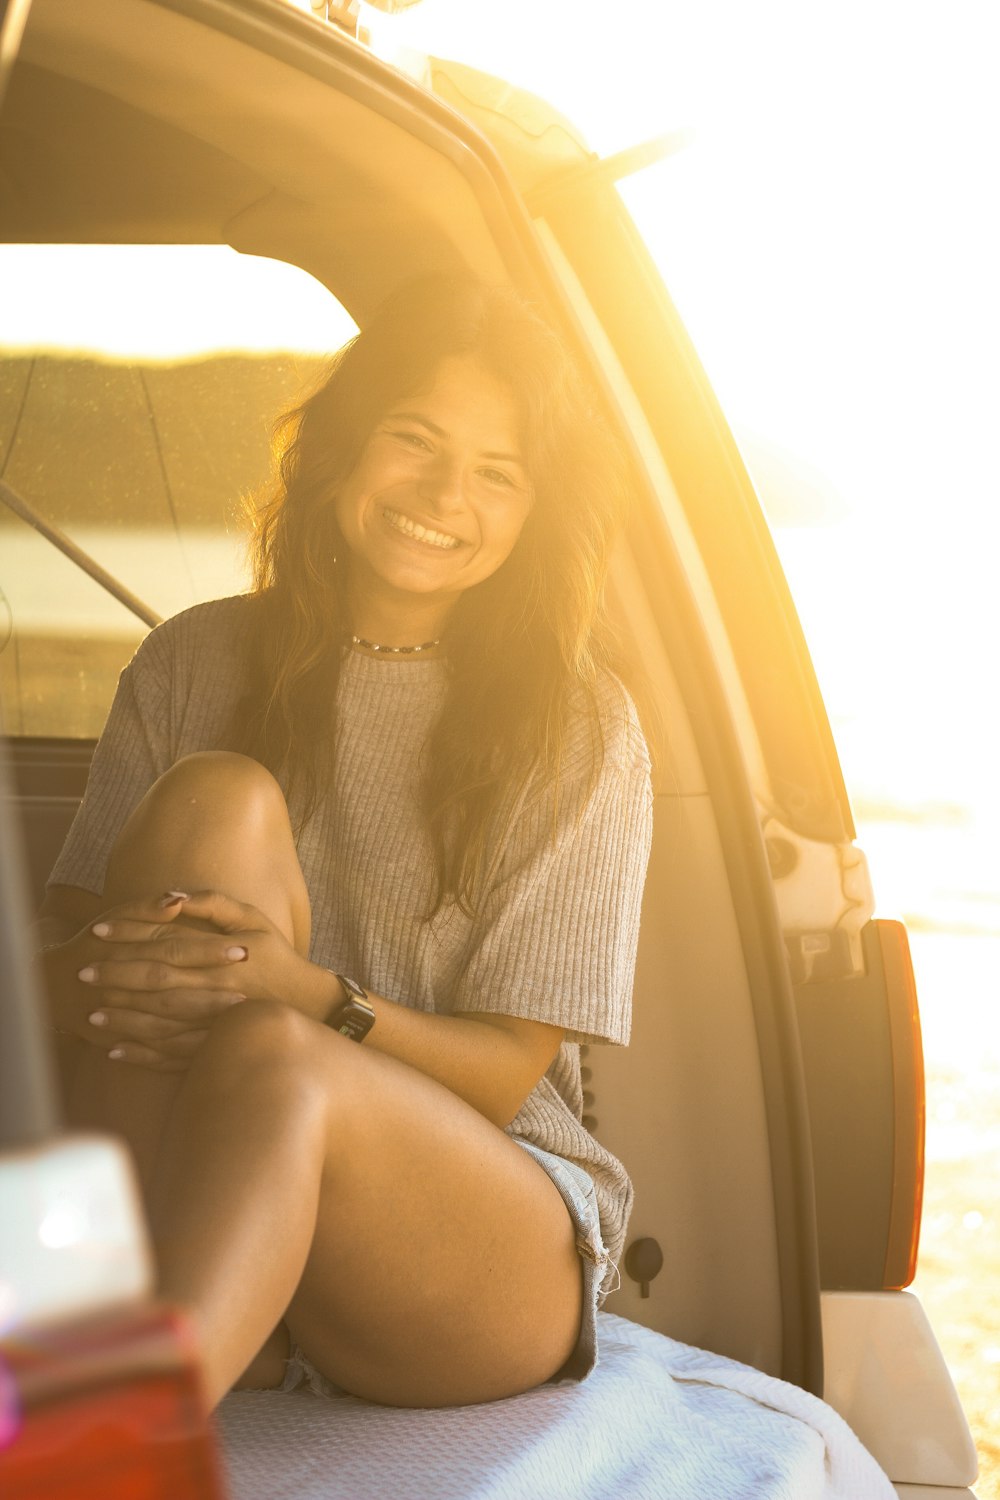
[1,244,354,358]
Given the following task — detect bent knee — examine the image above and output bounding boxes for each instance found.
[183,1002,335,1140]
[200,996,314,1062]
[113,751,291,854]
[154,751,285,812]
[191,999,338,1093]
[190,1000,379,1129]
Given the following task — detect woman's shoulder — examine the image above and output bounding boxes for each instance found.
[148,593,255,642]
[595,671,649,767]
[130,595,256,673]
[563,671,651,784]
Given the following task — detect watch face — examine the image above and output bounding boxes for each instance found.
[329,996,375,1043]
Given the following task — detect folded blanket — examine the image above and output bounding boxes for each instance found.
[216,1312,894,1500]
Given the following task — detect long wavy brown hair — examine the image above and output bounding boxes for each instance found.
[234,275,631,914]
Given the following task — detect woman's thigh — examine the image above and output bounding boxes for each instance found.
[284,1040,584,1409]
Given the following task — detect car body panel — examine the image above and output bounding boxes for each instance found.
[823,1293,977,1489]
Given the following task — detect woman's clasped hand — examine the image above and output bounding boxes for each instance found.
[50,888,321,1072]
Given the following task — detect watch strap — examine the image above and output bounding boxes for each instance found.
[323,972,375,1042]
[333,973,368,1004]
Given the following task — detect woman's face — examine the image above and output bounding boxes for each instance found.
[334,354,533,629]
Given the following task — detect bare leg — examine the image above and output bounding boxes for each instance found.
[66,751,582,1407]
[65,752,311,1386]
[150,1000,583,1409]
[66,752,311,1196]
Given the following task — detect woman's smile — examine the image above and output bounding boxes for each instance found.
[380,507,463,551]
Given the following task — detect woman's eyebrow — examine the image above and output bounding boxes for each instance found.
[388,411,525,466]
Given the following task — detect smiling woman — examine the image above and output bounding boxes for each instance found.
[35,273,654,1411]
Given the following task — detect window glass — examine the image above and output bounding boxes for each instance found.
[0,246,355,737]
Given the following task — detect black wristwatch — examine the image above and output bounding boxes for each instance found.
[324,972,375,1042]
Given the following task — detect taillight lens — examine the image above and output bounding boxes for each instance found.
[0,1303,226,1498]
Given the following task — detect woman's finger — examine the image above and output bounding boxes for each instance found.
[87,988,246,1025]
[95,890,194,929]
[87,929,250,970]
[171,889,262,934]
[77,954,246,996]
[88,916,191,945]
[85,1007,196,1044]
[105,1038,206,1074]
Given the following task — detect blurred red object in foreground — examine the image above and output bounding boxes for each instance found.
[0,1301,227,1498]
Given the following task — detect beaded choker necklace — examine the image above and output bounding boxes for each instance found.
[348,634,440,656]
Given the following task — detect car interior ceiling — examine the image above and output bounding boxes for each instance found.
[2,11,509,318]
[1,0,816,1391]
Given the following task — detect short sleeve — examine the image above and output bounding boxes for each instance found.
[451,693,653,1045]
[47,634,172,896]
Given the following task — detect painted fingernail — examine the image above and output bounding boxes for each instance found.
[91,922,111,938]
[159,890,190,907]
[88,1011,108,1027]
[108,1047,126,1061]
[225,945,248,961]
[78,966,97,983]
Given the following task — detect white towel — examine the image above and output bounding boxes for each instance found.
[216,1312,894,1500]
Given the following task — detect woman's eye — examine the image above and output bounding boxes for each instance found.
[394,430,431,451]
[479,467,515,489]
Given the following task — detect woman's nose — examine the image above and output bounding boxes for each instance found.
[418,455,466,512]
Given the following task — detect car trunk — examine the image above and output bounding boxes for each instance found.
[0,0,835,1396]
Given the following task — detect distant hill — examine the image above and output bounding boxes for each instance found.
[0,351,328,531]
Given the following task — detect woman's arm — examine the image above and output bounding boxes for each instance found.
[41,886,564,1128]
[301,961,564,1129]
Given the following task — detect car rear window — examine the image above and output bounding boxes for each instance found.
[0,245,354,738]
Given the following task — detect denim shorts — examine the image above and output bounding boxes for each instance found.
[281,1138,609,1397]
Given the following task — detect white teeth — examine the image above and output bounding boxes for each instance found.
[383,508,461,550]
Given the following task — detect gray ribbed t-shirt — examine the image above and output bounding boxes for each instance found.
[50,596,653,1278]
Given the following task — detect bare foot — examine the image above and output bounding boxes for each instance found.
[232,1321,292,1391]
